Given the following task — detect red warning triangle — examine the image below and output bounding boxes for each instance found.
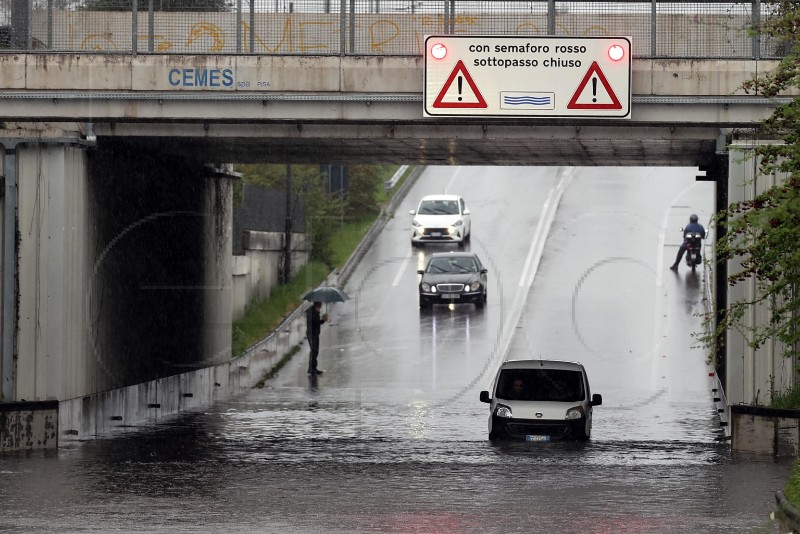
[567,61,622,110]
[433,60,487,109]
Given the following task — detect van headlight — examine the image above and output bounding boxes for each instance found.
[495,405,512,418]
[565,407,584,420]
[452,220,463,227]
[412,219,422,227]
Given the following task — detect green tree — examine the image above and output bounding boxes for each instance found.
[704,3,800,361]
[345,164,392,219]
[236,164,346,268]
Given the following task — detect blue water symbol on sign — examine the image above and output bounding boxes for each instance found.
[500,92,555,110]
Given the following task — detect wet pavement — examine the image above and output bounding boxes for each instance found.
[0,167,793,533]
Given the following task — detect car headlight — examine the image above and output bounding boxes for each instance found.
[495,405,512,418]
[465,283,480,292]
[452,220,463,227]
[565,407,584,420]
[430,286,437,293]
[421,283,431,292]
[412,219,422,227]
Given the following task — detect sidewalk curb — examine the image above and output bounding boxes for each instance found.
[776,491,800,533]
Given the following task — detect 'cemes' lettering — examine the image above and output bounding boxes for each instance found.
[168,68,234,88]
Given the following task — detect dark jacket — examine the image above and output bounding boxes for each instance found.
[683,222,706,240]
[306,306,325,338]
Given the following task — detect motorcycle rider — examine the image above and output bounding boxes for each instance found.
[670,214,706,271]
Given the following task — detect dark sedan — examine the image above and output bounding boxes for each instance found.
[417,252,487,309]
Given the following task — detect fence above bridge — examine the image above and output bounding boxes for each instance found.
[0,1,788,59]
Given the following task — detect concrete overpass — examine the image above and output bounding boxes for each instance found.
[0,54,788,167]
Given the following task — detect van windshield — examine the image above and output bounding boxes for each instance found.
[496,368,585,402]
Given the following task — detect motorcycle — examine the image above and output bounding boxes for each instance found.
[683,231,703,271]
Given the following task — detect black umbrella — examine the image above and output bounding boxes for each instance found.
[303,286,350,303]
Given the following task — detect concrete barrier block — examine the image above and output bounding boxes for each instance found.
[0,54,26,89]
[340,56,423,93]
[0,401,59,451]
[27,54,131,90]
[777,418,800,457]
[235,56,340,92]
[232,254,251,276]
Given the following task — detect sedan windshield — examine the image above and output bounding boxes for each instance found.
[427,257,478,273]
[418,200,460,215]
[496,369,585,402]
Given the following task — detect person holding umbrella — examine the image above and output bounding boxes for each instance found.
[303,287,349,376]
[306,301,329,375]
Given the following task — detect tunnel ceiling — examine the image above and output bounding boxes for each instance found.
[110,135,719,167]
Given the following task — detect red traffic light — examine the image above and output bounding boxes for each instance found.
[430,43,447,60]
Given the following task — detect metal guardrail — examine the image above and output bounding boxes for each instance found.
[384,165,408,192]
[0,1,787,59]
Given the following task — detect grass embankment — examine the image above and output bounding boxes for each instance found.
[231,165,414,358]
[772,386,800,508]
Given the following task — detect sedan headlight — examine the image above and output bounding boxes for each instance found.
[452,220,463,227]
[495,405,512,418]
[565,407,584,420]
[465,283,480,292]
[421,283,431,292]
[412,219,422,227]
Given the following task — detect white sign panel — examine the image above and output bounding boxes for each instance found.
[424,36,632,118]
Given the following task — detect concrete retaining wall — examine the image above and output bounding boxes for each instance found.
[731,404,800,456]
[231,231,309,322]
[0,401,59,451]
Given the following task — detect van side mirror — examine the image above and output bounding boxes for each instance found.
[463,209,471,215]
[480,391,491,403]
[591,394,603,406]
[409,209,416,215]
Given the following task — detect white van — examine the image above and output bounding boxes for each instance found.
[479,359,602,441]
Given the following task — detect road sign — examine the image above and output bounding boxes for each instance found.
[424,36,631,118]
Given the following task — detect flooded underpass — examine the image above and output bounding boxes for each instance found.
[1,167,792,533]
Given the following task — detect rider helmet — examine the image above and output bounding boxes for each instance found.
[689,214,699,223]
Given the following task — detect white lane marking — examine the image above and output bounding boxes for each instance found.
[492,167,573,365]
[651,181,701,389]
[391,248,413,287]
[518,169,572,287]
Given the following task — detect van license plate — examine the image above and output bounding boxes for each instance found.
[526,435,550,442]
[431,232,442,237]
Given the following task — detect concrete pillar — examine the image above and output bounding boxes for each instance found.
[726,143,794,405]
[15,142,92,402]
[203,171,233,364]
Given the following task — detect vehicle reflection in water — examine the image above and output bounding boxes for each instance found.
[683,269,702,316]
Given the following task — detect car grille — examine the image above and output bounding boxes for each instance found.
[423,228,448,236]
[437,283,464,292]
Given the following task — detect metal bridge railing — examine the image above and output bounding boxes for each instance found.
[0,1,787,59]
